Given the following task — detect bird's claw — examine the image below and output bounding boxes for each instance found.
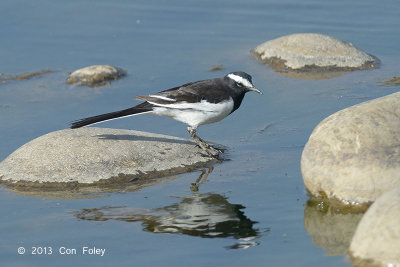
[196,143,224,159]
[188,127,225,159]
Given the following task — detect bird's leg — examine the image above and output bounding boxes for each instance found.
[187,126,222,157]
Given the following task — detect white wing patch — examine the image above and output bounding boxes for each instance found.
[149,99,229,112]
[148,95,176,102]
[227,73,253,88]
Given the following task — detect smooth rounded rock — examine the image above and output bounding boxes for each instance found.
[349,186,400,266]
[0,128,214,186]
[301,92,400,205]
[251,33,379,73]
[66,65,126,87]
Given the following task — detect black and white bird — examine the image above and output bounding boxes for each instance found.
[71,71,261,157]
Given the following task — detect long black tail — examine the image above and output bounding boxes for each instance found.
[70,102,153,129]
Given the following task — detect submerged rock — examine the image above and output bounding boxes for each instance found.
[251,33,379,78]
[0,128,215,187]
[349,186,400,266]
[0,69,53,84]
[209,65,224,71]
[301,92,400,206]
[66,65,126,87]
[382,76,400,86]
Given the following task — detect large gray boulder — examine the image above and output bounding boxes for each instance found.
[349,186,400,266]
[0,128,215,186]
[251,33,379,78]
[301,92,400,205]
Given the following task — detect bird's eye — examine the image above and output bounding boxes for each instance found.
[236,82,242,87]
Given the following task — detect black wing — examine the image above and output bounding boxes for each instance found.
[135,78,231,105]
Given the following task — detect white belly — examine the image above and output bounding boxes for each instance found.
[152,98,234,127]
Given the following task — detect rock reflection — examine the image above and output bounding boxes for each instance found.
[0,175,180,199]
[74,192,261,249]
[304,199,364,256]
[274,69,350,80]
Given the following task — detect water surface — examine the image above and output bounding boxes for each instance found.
[0,0,399,266]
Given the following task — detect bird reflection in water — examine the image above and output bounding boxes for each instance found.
[74,169,264,249]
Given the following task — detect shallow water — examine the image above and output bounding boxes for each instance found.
[0,0,399,266]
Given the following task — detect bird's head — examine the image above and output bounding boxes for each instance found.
[225,71,262,94]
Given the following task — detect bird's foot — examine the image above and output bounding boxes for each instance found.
[188,126,224,159]
[195,141,224,159]
[206,146,224,158]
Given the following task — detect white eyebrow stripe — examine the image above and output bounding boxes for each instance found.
[148,95,176,102]
[227,73,253,88]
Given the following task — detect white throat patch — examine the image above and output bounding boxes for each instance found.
[227,73,253,88]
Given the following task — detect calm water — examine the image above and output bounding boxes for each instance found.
[1,0,399,266]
